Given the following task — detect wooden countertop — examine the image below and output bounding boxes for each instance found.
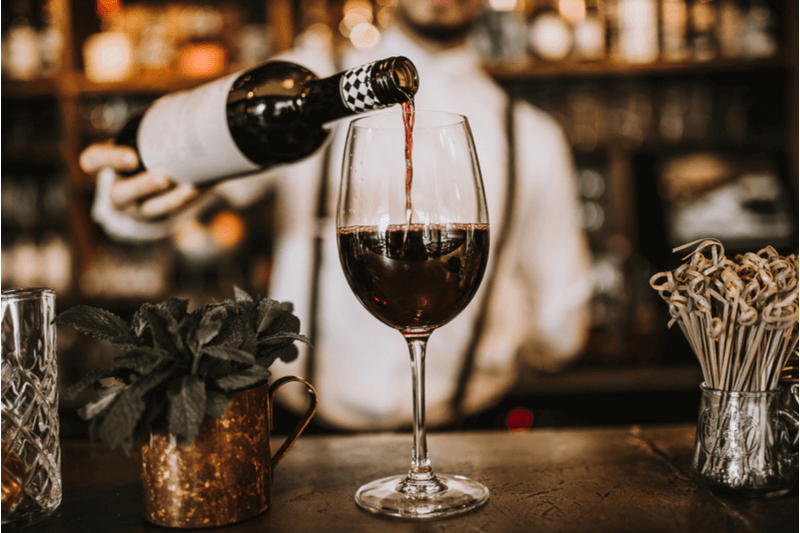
[25,424,798,532]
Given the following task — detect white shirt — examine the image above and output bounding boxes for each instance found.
[91,29,593,431]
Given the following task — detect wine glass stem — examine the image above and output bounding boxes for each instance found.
[405,332,434,483]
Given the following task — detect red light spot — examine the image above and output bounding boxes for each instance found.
[506,408,534,431]
[96,0,121,19]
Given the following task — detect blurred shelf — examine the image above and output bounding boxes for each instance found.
[2,69,237,99]
[633,134,789,152]
[3,56,791,99]
[57,69,236,97]
[484,56,791,81]
[1,141,64,164]
[1,77,60,98]
[514,364,704,395]
[1,215,70,228]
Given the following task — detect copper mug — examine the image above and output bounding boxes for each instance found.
[139,377,317,528]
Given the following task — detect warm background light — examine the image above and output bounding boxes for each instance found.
[340,0,374,38]
[349,22,381,49]
[210,211,246,249]
[176,43,226,78]
[559,0,586,23]
[487,0,518,12]
[83,31,135,82]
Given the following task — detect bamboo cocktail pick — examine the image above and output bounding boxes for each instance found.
[650,239,798,392]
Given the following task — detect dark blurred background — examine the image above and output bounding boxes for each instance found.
[2,0,797,437]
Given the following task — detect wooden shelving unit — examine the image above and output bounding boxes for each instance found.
[484,55,791,80]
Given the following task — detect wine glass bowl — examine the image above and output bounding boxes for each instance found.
[337,110,490,518]
[337,110,490,335]
[337,223,489,332]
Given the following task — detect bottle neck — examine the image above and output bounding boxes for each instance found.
[304,56,419,125]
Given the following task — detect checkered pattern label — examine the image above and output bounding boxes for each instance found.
[340,64,385,112]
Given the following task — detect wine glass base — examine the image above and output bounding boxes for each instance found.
[355,473,489,519]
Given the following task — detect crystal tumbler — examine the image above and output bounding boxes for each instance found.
[1,288,61,528]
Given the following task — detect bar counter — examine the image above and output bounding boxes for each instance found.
[26,424,798,533]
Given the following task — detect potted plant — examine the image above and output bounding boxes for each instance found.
[58,287,318,528]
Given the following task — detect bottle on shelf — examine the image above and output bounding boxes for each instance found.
[572,0,607,61]
[81,0,140,83]
[688,0,718,62]
[527,1,573,62]
[716,0,744,59]
[660,0,690,62]
[3,0,41,81]
[613,0,659,64]
[741,0,778,60]
[113,56,418,185]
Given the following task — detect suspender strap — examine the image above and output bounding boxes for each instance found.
[450,96,518,420]
[304,142,332,385]
[304,55,343,385]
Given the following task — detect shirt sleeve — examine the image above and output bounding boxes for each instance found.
[513,103,593,370]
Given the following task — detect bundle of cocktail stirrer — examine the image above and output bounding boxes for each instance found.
[649,238,798,392]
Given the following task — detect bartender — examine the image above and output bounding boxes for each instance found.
[78,0,593,431]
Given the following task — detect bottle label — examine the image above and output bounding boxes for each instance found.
[340,64,386,113]
[137,72,260,184]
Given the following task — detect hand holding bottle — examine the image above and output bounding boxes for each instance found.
[81,56,417,239]
[79,143,202,220]
[109,57,417,186]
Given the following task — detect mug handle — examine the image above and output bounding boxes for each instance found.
[268,376,318,473]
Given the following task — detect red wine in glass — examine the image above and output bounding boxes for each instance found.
[337,223,489,331]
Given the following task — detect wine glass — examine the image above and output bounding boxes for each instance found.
[336,109,490,518]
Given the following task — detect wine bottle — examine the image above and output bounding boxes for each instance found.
[115,56,419,184]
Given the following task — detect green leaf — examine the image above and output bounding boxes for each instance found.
[234,286,255,306]
[196,355,234,379]
[167,315,193,355]
[258,332,310,346]
[131,303,151,338]
[211,307,246,349]
[167,375,207,446]
[114,347,170,375]
[137,393,168,437]
[143,307,180,355]
[88,416,103,444]
[158,297,191,321]
[256,299,284,334]
[214,365,272,392]
[205,390,233,419]
[259,308,301,337]
[97,366,176,455]
[78,385,123,419]
[55,306,138,345]
[96,387,147,455]
[143,299,190,354]
[196,307,226,347]
[62,369,115,401]
[256,344,299,369]
[240,323,258,356]
[201,345,255,364]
